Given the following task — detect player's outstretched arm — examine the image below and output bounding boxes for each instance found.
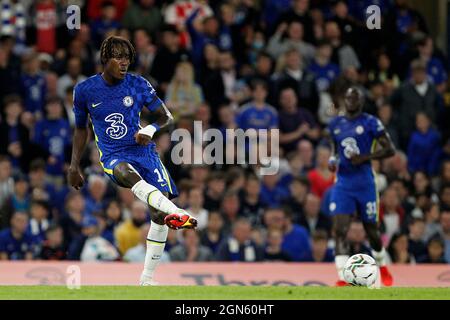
[68,127,89,190]
[135,103,174,145]
[324,128,338,172]
[350,132,395,165]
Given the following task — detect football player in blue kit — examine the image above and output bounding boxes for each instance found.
[68,36,197,285]
[327,87,395,287]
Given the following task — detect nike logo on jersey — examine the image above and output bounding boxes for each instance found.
[160,183,167,187]
[92,102,102,108]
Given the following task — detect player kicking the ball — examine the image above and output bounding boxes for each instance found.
[327,87,395,287]
[68,36,197,285]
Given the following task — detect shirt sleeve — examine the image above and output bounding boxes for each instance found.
[141,77,163,112]
[369,115,386,139]
[73,84,89,128]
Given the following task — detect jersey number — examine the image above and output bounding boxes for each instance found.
[366,202,377,217]
[341,137,360,159]
[154,168,164,183]
[105,113,127,139]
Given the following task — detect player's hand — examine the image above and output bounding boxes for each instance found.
[328,156,337,172]
[350,154,370,165]
[68,166,84,190]
[134,132,152,146]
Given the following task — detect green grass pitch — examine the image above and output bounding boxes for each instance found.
[0,286,449,300]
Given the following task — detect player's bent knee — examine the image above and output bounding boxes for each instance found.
[151,211,166,225]
[113,162,141,188]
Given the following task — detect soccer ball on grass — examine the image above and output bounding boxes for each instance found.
[343,254,379,287]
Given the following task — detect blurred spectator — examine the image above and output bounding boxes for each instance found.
[380,187,405,243]
[103,200,123,243]
[347,221,372,256]
[0,95,32,172]
[407,218,427,261]
[33,97,71,182]
[298,193,331,236]
[0,211,34,260]
[323,21,360,70]
[78,215,119,262]
[19,51,46,116]
[122,0,162,38]
[267,21,315,64]
[304,230,334,262]
[56,57,87,99]
[150,25,190,93]
[377,103,400,149]
[307,145,334,199]
[280,208,311,261]
[170,229,213,262]
[390,59,442,150]
[215,218,264,262]
[264,229,292,261]
[165,61,204,121]
[0,173,30,229]
[39,224,66,260]
[387,232,415,264]
[440,184,450,211]
[423,203,441,241]
[186,187,208,230]
[199,211,226,254]
[275,0,315,44]
[272,48,319,115]
[132,29,156,77]
[416,36,447,93]
[308,40,340,93]
[407,112,441,176]
[27,200,50,244]
[282,176,309,222]
[124,223,169,263]
[417,236,446,264]
[297,139,315,172]
[260,173,289,208]
[85,175,108,215]
[0,156,13,207]
[59,191,85,249]
[239,173,266,226]
[278,87,320,153]
[90,1,122,47]
[368,53,400,88]
[114,200,148,255]
[220,191,241,232]
[203,172,225,212]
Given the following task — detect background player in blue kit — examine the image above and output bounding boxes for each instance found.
[327,87,396,287]
[68,36,197,285]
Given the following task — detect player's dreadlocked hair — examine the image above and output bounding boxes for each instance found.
[100,36,136,65]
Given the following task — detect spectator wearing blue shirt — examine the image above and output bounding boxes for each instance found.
[417,37,448,93]
[27,200,51,245]
[20,52,46,116]
[407,112,441,176]
[308,41,340,92]
[263,208,311,261]
[0,211,34,260]
[215,218,264,262]
[28,159,58,208]
[235,80,278,131]
[0,95,32,172]
[84,175,108,216]
[186,8,221,68]
[90,1,121,47]
[33,97,71,180]
[260,173,290,208]
[304,230,334,262]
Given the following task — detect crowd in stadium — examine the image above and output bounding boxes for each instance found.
[0,0,449,264]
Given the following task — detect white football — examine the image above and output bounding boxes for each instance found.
[343,254,379,287]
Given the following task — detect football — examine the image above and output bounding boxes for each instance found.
[343,254,379,287]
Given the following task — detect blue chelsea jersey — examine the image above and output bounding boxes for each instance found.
[328,113,386,186]
[73,73,163,161]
